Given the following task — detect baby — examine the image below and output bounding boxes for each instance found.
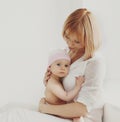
[40,49,84,122]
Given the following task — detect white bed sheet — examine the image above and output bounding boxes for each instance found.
[0,108,71,122]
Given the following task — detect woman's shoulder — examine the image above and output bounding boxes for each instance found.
[86,52,106,69]
[87,52,105,63]
[84,52,106,80]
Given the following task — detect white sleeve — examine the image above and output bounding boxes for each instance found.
[76,57,106,112]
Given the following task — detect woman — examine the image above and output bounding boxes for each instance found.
[39,8,106,122]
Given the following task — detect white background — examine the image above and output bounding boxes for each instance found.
[0,0,120,108]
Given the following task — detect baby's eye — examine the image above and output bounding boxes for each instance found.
[57,63,61,66]
[65,64,69,67]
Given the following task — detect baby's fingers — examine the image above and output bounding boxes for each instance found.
[75,76,85,85]
[77,76,85,82]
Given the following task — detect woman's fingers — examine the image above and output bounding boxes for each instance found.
[43,67,51,86]
[40,98,46,104]
[39,98,46,112]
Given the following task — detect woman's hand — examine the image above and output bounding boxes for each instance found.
[43,66,51,86]
[39,97,46,113]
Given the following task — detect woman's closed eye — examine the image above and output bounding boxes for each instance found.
[65,35,69,40]
[65,36,80,44]
[74,40,80,44]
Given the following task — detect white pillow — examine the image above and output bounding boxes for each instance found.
[103,103,120,122]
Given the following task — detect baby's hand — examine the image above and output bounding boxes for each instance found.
[75,76,85,88]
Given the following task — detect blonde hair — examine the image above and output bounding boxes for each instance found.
[62,8,101,60]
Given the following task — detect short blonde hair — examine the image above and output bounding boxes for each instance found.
[62,8,101,60]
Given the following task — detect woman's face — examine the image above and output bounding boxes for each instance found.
[64,32,84,53]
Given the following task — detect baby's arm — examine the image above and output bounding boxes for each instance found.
[49,76,84,102]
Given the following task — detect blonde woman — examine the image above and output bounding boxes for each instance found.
[39,8,105,122]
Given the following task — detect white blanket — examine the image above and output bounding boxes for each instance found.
[0,108,71,122]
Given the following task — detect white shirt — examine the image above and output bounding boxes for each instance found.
[63,53,106,121]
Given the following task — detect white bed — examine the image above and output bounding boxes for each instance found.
[0,108,71,122]
[0,103,120,122]
[0,103,72,122]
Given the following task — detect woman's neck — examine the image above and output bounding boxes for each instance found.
[70,50,84,64]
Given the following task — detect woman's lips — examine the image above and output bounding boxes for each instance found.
[69,47,75,50]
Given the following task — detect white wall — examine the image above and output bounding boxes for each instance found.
[83,0,120,107]
[0,0,83,108]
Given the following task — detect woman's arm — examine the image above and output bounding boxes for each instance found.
[39,99,88,118]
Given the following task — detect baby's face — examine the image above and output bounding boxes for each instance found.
[50,59,70,78]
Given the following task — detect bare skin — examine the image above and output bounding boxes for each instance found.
[44,59,84,105]
[39,98,87,118]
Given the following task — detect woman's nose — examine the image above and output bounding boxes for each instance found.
[68,40,75,47]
